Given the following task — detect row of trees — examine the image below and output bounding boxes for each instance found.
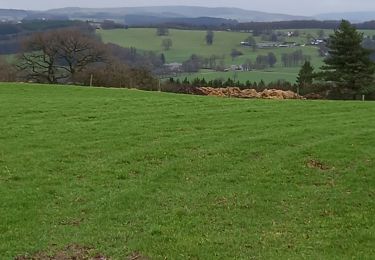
[165,76,296,92]
[241,52,277,70]
[255,52,277,68]
[180,49,308,73]
[180,54,228,72]
[281,50,311,67]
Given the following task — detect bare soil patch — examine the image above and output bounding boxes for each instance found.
[307,159,331,170]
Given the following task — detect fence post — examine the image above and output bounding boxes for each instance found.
[90,74,93,87]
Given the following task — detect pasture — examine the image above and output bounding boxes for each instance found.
[99,28,375,84]
[0,83,374,259]
[98,28,323,65]
[99,28,324,84]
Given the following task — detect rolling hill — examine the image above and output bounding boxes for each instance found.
[0,9,30,20]
[0,6,309,23]
[46,6,310,22]
[2,6,375,24]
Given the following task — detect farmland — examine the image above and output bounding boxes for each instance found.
[1,83,374,259]
[99,28,375,84]
[100,28,316,63]
[99,28,324,83]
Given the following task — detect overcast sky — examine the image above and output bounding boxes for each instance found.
[1,0,375,15]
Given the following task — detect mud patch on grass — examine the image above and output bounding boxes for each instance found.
[306,159,331,171]
[15,244,107,260]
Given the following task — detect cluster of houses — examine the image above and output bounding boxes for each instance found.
[310,39,326,45]
[88,21,102,30]
[240,41,299,49]
[224,65,244,72]
[241,38,327,48]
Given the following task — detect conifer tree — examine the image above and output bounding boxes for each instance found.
[297,61,314,95]
[321,20,375,96]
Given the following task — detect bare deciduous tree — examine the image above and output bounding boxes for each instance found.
[17,32,60,83]
[17,28,107,84]
[54,29,107,77]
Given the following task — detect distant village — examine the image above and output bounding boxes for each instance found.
[240,31,328,49]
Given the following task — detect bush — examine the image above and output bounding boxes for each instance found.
[73,62,158,90]
[0,58,17,82]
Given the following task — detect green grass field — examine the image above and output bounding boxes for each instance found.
[1,83,375,259]
[98,28,323,66]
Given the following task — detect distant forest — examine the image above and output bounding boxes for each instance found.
[130,19,375,31]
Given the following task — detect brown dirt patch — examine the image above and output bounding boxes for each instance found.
[307,159,331,170]
[15,244,108,260]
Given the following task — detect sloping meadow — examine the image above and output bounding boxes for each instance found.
[0,83,374,259]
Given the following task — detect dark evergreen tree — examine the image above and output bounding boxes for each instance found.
[182,77,190,85]
[156,27,169,36]
[231,49,243,60]
[200,78,207,86]
[160,53,166,64]
[296,61,314,95]
[161,38,172,51]
[321,20,375,96]
[206,30,214,45]
[258,80,266,89]
[267,52,277,67]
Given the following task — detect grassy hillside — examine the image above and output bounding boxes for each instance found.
[1,83,374,259]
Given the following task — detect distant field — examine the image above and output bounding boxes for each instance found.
[1,83,375,259]
[98,28,333,83]
[98,28,324,64]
